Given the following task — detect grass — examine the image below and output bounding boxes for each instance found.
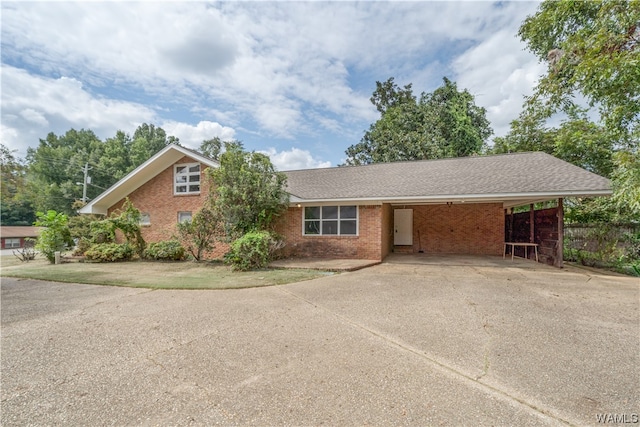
[0,256,332,289]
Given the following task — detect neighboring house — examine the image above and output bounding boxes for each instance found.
[79,144,612,266]
[1,226,42,249]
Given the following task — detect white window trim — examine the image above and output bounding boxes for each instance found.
[302,205,359,236]
[174,163,201,195]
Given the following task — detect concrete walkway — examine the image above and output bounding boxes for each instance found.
[2,261,638,426]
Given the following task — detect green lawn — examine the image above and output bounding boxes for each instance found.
[0,256,332,289]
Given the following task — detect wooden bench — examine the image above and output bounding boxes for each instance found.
[504,242,539,262]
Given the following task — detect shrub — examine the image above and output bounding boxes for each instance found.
[85,243,134,262]
[13,238,36,262]
[176,207,221,261]
[144,240,185,261]
[225,230,281,271]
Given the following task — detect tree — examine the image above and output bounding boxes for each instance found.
[34,210,73,263]
[209,142,288,240]
[499,0,640,223]
[1,144,35,225]
[611,150,640,218]
[493,105,615,178]
[345,77,493,165]
[26,129,106,215]
[129,123,179,166]
[519,0,640,145]
[176,206,222,261]
[199,137,223,161]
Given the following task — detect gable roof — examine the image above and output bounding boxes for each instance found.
[283,152,612,208]
[79,144,218,215]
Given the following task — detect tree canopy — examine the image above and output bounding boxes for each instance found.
[496,0,640,222]
[344,77,493,165]
[1,123,180,223]
[519,0,640,145]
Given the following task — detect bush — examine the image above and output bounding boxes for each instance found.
[85,243,134,262]
[144,240,185,261]
[225,231,281,271]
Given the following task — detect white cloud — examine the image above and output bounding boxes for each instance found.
[0,66,157,156]
[259,147,332,171]
[0,66,238,158]
[2,1,546,161]
[161,121,236,149]
[451,2,545,139]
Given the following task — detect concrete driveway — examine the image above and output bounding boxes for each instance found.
[2,259,638,426]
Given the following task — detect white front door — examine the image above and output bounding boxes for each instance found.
[394,209,413,245]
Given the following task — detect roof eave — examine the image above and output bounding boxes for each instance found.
[287,189,613,207]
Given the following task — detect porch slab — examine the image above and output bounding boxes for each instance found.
[384,253,543,268]
[269,258,381,272]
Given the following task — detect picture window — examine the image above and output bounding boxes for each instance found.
[303,206,358,236]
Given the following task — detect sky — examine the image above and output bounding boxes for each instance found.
[1,1,546,171]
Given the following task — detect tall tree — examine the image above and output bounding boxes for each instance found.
[26,129,105,215]
[0,144,35,225]
[199,137,223,160]
[344,77,492,165]
[519,0,640,145]
[209,142,288,240]
[129,123,179,166]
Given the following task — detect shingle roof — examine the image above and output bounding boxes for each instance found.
[283,152,611,202]
[1,226,43,238]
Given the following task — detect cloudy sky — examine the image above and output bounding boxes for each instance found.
[1,1,545,170]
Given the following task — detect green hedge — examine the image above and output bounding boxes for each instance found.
[85,243,134,262]
[144,240,185,261]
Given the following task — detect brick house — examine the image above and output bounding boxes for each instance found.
[1,226,42,249]
[79,144,611,266]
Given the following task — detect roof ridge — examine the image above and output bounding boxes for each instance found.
[284,151,550,173]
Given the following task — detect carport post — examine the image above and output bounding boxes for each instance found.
[529,204,535,244]
[556,198,564,268]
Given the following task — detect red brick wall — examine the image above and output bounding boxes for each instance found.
[381,203,393,259]
[407,203,504,255]
[274,205,383,260]
[108,155,228,258]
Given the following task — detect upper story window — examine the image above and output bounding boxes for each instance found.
[303,205,358,236]
[174,163,200,195]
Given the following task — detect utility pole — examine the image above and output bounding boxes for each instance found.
[82,163,91,203]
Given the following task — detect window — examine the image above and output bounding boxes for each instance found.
[178,211,192,223]
[139,213,151,226]
[5,238,20,248]
[303,206,358,236]
[174,163,200,194]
